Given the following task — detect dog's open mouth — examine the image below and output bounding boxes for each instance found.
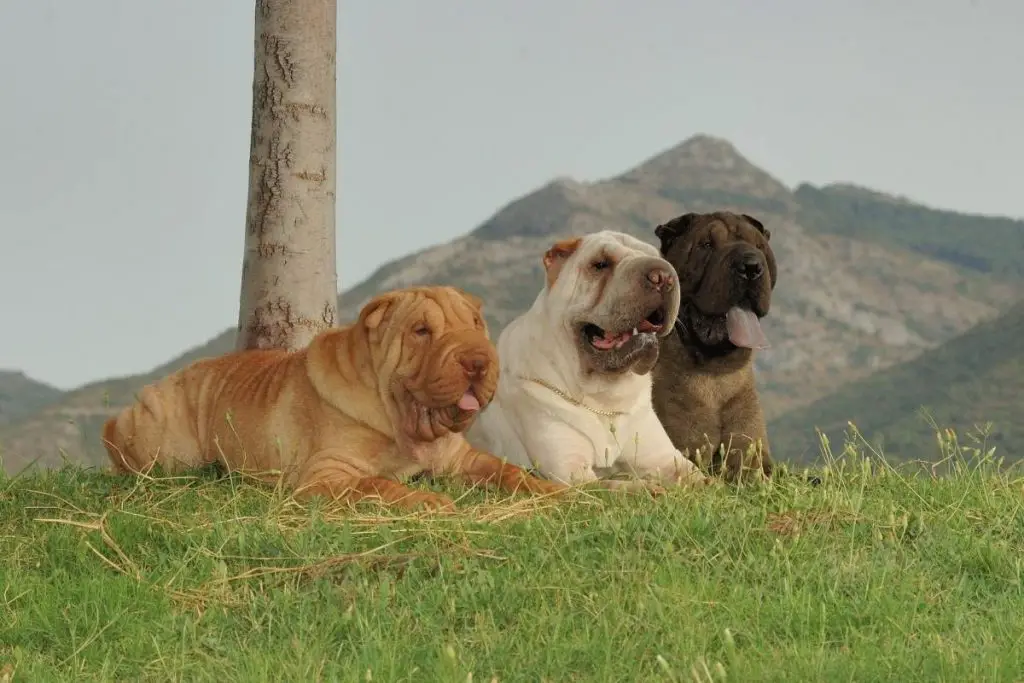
[583,307,666,351]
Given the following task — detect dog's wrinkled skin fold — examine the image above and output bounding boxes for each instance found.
[466,230,705,492]
[102,286,567,511]
[651,211,777,482]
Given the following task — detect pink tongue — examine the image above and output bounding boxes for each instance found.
[726,307,770,349]
[457,390,481,412]
[591,331,631,350]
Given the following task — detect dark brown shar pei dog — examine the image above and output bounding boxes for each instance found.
[650,211,777,481]
[102,285,567,510]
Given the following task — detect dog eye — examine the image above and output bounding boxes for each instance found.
[698,240,713,250]
[412,324,431,337]
[591,260,611,271]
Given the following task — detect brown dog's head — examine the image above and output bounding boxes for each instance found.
[542,230,680,376]
[359,286,498,441]
[654,212,777,357]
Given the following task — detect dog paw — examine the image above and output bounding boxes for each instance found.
[642,481,668,497]
[688,475,715,489]
[520,476,571,496]
[594,479,665,496]
[402,491,456,512]
[671,466,709,487]
[507,475,573,497]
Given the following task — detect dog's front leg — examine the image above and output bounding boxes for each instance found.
[719,401,773,482]
[293,446,455,511]
[529,456,659,494]
[593,478,669,495]
[615,413,708,490]
[618,451,708,490]
[429,436,569,497]
[719,436,772,483]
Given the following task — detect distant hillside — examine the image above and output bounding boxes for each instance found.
[770,300,1024,464]
[0,371,62,427]
[1,134,1020,473]
[795,183,1024,279]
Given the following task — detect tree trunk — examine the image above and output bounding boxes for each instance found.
[236,0,338,352]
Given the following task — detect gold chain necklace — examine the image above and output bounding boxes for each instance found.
[519,376,627,419]
[519,375,633,465]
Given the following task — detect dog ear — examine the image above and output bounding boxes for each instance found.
[457,290,491,335]
[542,237,582,288]
[458,289,485,313]
[742,213,771,241]
[359,291,400,330]
[654,213,698,253]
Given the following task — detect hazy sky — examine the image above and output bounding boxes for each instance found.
[1,0,1022,389]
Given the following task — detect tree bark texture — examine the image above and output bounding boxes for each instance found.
[236,0,338,352]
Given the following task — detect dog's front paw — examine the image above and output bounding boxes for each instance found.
[595,479,666,496]
[519,475,571,496]
[669,454,709,487]
[678,468,709,487]
[642,481,668,496]
[400,490,456,512]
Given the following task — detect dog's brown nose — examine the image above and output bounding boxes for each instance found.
[646,267,675,291]
[458,352,490,379]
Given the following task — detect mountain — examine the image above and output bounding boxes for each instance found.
[0,371,62,427]
[769,300,1024,464]
[794,183,1024,279]
[1,134,1020,473]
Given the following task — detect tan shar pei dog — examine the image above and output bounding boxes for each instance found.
[102,286,567,510]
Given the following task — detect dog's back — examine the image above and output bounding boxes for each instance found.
[102,350,292,475]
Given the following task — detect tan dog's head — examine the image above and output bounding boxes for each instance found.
[542,230,680,376]
[654,211,777,357]
[359,286,498,441]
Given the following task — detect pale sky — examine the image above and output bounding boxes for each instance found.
[1,0,1022,390]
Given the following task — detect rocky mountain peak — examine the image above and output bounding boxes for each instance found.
[617,133,795,207]
[654,134,747,169]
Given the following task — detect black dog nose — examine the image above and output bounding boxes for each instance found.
[735,254,764,281]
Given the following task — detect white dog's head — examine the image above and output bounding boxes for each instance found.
[540,230,681,376]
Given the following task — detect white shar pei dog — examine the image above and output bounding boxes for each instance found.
[466,230,705,491]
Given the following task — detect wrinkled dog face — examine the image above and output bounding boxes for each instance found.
[360,286,499,440]
[543,230,681,375]
[654,212,777,355]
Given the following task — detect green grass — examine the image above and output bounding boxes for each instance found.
[2,430,1024,682]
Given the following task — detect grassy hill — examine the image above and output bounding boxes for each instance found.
[795,183,1024,279]
[1,134,1021,473]
[770,300,1024,464]
[2,445,1022,680]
